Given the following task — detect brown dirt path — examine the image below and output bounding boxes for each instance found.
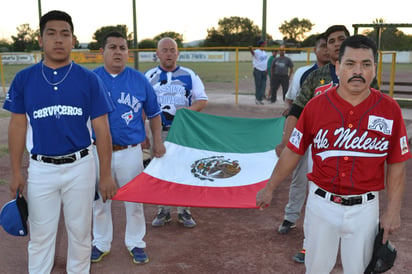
[0,101,411,274]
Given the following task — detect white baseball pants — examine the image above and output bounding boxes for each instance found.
[92,145,146,252]
[27,152,95,274]
[304,182,379,274]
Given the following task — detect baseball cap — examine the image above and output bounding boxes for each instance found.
[257,39,266,46]
[0,193,28,236]
[365,225,397,273]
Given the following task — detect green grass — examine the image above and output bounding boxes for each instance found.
[0,109,11,118]
[0,145,8,158]
[0,146,9,186]
[3,61,412,87]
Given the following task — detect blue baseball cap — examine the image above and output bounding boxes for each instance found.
[0,194,28,236]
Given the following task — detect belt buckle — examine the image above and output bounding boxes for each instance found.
[66,154,77,161]
[332,195,343,204]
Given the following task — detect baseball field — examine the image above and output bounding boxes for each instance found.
[0,87,412,273]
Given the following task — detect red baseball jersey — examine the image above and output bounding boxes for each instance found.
[287,86,411,195]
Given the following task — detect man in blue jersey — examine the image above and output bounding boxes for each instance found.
[91,31,165,264]
[145,37,208,228]
[3,10,116,274]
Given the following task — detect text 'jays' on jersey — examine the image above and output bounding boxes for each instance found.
[145,66,208,127]
[3,61,114,156]
[93,66,161,146]
[288,87,411,195]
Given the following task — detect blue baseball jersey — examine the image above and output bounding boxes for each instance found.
[3,61,114,156]
[144,65,208,127]
[93,66,161,145]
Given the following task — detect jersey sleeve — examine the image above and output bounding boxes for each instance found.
[387,100,411,163]
[143,79,161,119]
[286,103,313,155]
[90,74,115,120]
[3,72,26,114]
[293,70,318,109]
[288,58,294,68]
[190,72,208,102]
[285,67,305,100]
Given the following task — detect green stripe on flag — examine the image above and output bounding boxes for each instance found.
[166,109,285,153]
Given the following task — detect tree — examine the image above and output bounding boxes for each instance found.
[153,32,184,48]
[203,16,267,47]
[279,17,314,43]
[88,25,131,50]
[363,19,412,50]
[301,34,320,48]
[0,38,12,52]
[138,39,157,49]
[11,24,40,52]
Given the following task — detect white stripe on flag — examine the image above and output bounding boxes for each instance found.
[144,141,278,187]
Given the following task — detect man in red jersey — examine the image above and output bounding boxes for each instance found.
[256,35,411,273]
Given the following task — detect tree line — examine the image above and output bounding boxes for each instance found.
[1,17,412,52]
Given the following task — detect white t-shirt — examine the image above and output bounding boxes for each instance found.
[252,49,268,72]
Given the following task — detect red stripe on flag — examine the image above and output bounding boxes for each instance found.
[112,172,268,208]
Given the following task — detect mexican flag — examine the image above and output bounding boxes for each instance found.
[113,109,285,208]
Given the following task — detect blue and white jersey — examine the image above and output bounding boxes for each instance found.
[144,65,208,127]
[3,61,114,156]
[285,63,318,101]
[94,66,161,146]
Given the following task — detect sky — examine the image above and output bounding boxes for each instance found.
[1,0,412,44]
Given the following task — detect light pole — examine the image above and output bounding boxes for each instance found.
[132,0,139,70]
[38,0,42,23]
[262,0,267,41]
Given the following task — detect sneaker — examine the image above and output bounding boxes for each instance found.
[91,246,109,263]
[178,210,197,228]
[151,209,171,227]
[293,249,305,263]
[130,247,149,264]
[278,220,296,234]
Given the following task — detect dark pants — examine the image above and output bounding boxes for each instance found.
[270,74,289,102]
[253,68,267,101]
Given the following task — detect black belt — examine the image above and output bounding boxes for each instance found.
[31,149,89,165]
[112,144,138,152]
[92,141,138,152]
[315,188,375,206]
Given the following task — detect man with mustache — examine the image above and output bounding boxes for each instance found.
[277,25,380,264]
[257,35,410,273]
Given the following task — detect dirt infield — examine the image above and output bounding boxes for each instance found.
[1,100,412,274]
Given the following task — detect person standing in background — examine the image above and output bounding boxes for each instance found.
[277,33,330,264]
[270,45,294,103]
[267,50,278,101]
[249,39,268,105]
[145,37,208,228]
